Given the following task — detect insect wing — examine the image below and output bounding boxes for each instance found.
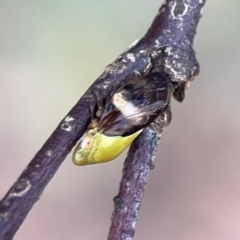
[98,72,170,136]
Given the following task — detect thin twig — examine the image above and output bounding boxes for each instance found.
[0,0,206,239]
[108,128,159,240]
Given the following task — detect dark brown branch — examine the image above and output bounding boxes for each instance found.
[0,0,206,239]
[108,128,159,240]
[107,0,206,239]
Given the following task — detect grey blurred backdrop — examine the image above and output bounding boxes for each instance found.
[1,1,240,240]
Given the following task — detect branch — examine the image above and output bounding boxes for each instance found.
[108,0,206,239]
[0,0,206,239]
[108,128,159,240]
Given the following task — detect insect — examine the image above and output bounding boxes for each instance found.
[73,72,171,166]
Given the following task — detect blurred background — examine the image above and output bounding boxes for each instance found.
[1,1,240,239]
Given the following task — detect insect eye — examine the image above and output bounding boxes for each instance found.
[80,134,94,149]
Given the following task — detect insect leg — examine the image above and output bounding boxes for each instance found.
[160,106,172,127]
[149,106,172,135]
[173,82,186,102]
[91,88,105,118]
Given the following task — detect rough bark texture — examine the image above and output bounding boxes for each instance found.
[108,128,159,240]
[0,0,206,239]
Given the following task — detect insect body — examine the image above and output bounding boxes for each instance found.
[73,72,170,166]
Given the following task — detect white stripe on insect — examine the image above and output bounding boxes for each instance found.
[113,92,140,116]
